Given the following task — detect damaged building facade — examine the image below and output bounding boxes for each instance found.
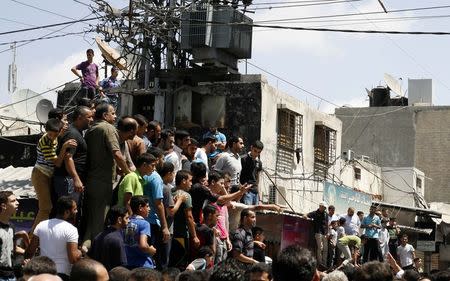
[120,74,383,214]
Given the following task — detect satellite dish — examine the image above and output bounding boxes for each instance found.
[0,106,18,127]
[384,73,405,96]
[95,37,127,70]
[36,99,54,123]
[12,89,41,122]
[365,88,372,97]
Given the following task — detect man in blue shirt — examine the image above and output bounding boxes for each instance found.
[99,66,121,111]
[203,127,226,158]
[124,196,156,268]
[143,147,170,269]
[361,205,383,263]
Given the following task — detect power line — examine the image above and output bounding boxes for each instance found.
[252,0,357,4]
[0,31,89,46]
[0,78,78,111]
[0,13,96,55]
[245,61,341,107]
[9,0,77,20]
[253,4,450,23]
[241,23,450,35]
[247,0,361,10]
[0,17,100,36]
[337,106,408,118]
[256,13,450,25]
[0,17,89,39]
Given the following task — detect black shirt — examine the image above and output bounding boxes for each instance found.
[253,244,265,262]
[307,209,328,235]
[190,183,219,224]
[89,227,127,271]
[195,223,215,256]
[240,153,262,194]
[231,227,254,258]
[53,125,87,180]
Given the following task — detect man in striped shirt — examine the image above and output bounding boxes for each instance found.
[30,118,76,233]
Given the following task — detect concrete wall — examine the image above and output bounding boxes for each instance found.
[169,75,387,213]
[335,107,416,167]
[381,167,424,207]
[259,77,344,213]
[340,159,383,198]
[336,106,450,203]
[414,108,450,203]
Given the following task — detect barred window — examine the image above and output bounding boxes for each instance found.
[313,124,337,179]
[276,107,302,174]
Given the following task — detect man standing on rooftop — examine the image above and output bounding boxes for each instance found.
[71,49,99,100]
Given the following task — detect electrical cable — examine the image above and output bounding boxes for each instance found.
[253,4,450,23]
[252,0,359,4]
[346,1,450,103]
[0,31,90,46]
[0,12,97,54]
[0,78,79,111]
[245,61,340,107]
[0,17,90,39]
[239,22,450,35]
[261,167,295,212]
[9,0,78,21]
[0,17,101,36]
[246,0,361,10]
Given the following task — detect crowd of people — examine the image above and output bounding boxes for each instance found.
[305,201,429,278]
[0,49,449,281]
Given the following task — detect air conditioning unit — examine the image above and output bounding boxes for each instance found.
[342,149,354,161]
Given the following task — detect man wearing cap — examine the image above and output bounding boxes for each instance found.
[306,201,329,266]
[99,66,121,112]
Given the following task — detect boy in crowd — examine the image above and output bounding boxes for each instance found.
[252,227,266,263]
[171,170,199,268]
[118,153,157,213]
[31,118,76,233]
[195,204,219,258]
[89,206,129,271]
[125,196,156,269]
[0,191,20,281]
[158,162,187,269]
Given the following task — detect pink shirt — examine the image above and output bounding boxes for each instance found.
[214,203,229,239]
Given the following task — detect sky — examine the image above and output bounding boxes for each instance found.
[1,0,450,117]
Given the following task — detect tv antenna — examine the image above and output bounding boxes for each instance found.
[8,43,17,94]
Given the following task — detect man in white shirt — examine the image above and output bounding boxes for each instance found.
[26,196,82,281]
[397,234,415,270]
[327,205,339,226]
[194,136,217,172]
[341,207,360,236]
[215,136,244,185]
[165,130,190,174]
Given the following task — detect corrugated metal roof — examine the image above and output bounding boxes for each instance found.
[0,166,35,198]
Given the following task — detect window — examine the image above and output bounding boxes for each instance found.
[416,177,423,191]
[354,167,361,180]
[313,123,337,179]
[276,107,302,174]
